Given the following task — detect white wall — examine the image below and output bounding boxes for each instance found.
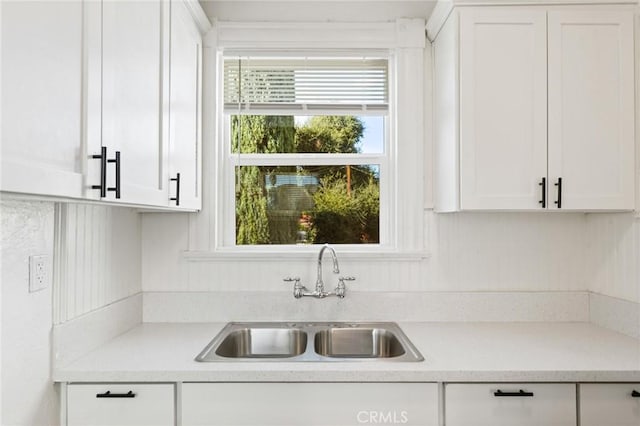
[141,15,591,298]
[141,6,640,311]
[1,2,4,422]
[585,10,640,305]
[1,199,58,426]
[0,199,143,425]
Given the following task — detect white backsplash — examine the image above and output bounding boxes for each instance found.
[141,211,589,294]
[53,293,142,368]
[143,291,589,323]
[586,213,640,303]
[590,292,640,339]
[429,212,588,292]
[53,204,142,324]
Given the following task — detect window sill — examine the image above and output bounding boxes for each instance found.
[181,248,430,262]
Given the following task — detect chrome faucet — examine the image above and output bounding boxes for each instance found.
[283,244,355,299]
[316,243,340,295]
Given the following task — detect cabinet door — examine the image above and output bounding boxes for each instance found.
[548,11,635,210]
[459,8,547,210]
[1,1,84,198]
[67,383,174,426]
[580,383,640,426]
[445,383,576,426]
[182,383,439,426]
[101,0,170,206]
[168,0,202,210]
[83,0,104,201]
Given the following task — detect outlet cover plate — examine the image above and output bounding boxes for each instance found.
[29,254,48,293]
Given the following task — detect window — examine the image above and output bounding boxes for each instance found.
[220,54,392,247]
[208,20,426,257]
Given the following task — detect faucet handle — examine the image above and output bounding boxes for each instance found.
[335,276,355,298]
[284,277,304,299]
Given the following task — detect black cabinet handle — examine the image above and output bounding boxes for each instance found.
[107,151,121,199]
[494,389,534,397]
[539,177,546,208]
[96,390,135,398]
[90,146,107,198]
[554,177,562,209]
[170,173,181,206]
[632,390,640,397]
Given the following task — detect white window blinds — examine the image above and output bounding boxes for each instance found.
[223,57,389,113]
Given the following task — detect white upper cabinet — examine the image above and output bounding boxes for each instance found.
[1,1,84,198]
[459,8,548,210]
[1,0,205,210]
[432,5,635,212]
[167,0,203,210]
[92,0,170,206]
[547,11,635,210]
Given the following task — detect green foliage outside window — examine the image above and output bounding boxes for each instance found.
[310,178,380,244]
[233,115,380,245]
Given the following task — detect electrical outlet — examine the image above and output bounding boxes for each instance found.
[29,255,48,293]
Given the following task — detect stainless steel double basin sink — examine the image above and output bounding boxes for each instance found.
[195,322,424,362]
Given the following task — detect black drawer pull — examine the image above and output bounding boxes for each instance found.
[554,177,562,209]
[632,390,640,397]
[107,151,121,199]
[494,389,534,397]
[539,177,546,208]
[170,172,181,206]
[90,146,107,198]
[96,390,136,398]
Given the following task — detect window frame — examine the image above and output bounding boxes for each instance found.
[209,20,426,257]
[219,51,394,249]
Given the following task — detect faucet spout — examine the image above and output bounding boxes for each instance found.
[283,244,354,299]
[316,243,340,293]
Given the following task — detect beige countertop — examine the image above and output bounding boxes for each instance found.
[53,322,640,383]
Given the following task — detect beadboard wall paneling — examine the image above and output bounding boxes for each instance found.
[54,204,142,324]
[141,211,589,293]
[141,212,191,292]
[430,212,587,292]
[586,213,640,303]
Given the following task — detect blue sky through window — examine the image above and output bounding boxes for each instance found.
[294,116,384,154]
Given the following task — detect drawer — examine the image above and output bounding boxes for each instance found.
[445,383,576,426]
[182,383,439,426]
[67,383,174,426]
[580,383,640,426]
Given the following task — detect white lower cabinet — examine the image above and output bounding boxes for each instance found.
[62,381,639,425]
[445,383,576,426]
[579,384,640,426]
[181,382,439,426]
[67,383,174,426]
